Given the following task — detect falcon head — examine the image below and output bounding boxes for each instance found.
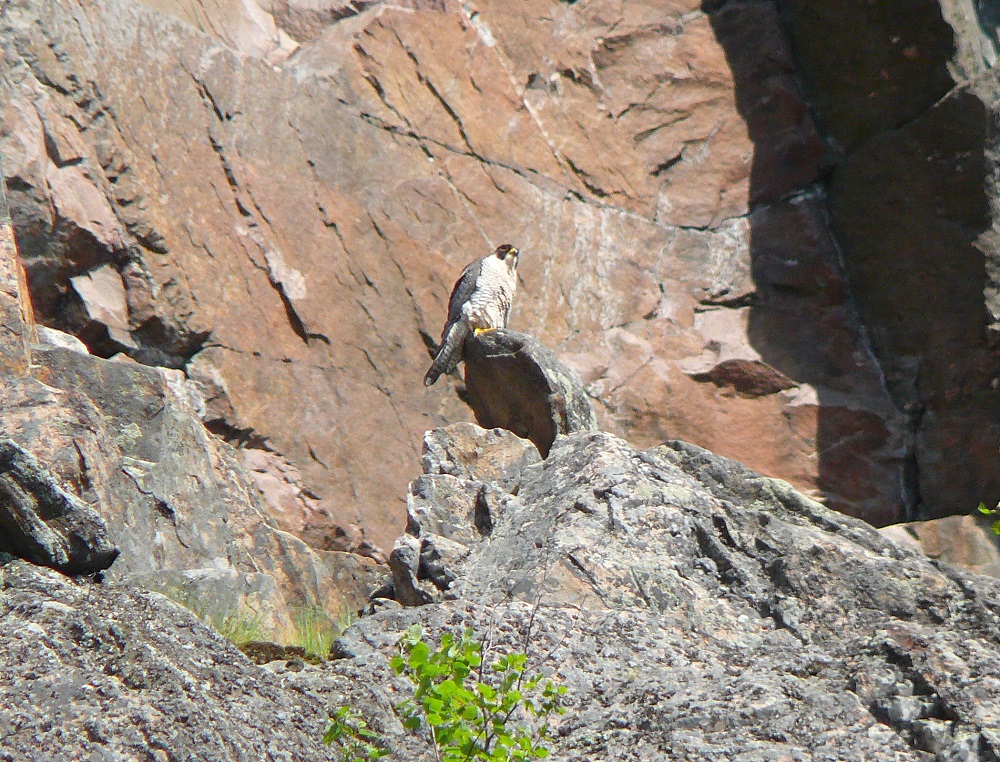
[494,244,519,271]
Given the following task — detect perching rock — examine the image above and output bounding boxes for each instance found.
[0,439,118,575]
[342,425,1000,760]
[463,330,597,456]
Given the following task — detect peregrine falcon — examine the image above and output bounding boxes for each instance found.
[423,244,520,387]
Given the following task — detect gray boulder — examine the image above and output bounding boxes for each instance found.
[6,422,1000,760]
[338,424,1000,761]
[0,439,118,575]
[384,425,539,606]
[0,560,345,761]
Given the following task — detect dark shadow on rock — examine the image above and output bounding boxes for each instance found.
[706,0,1000,525]
[462,329,597,457]
[0,438,118,574]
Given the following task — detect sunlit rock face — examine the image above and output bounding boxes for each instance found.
[2,0,997,555]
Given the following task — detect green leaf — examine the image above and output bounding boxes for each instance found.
[406,624,424,641]
[460,704,479,721]
[979,501,992,515]
[409,641,431,667]
[436,679,460,697]
[427,713,444,726]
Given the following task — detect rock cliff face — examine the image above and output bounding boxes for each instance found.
[7,424,1000,761]
[0,180,384,638]
[5,0,998,550]
[0,561,348,761]
[332,424,1000,761]
[775,0,1000,521]
[4,2,1000,756]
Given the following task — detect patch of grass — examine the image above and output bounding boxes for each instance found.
[148,582,359,658]
[154,584,209,620]
[288,606,341,659]
[336,606,358,634]
[150,583,268,648]
[210,607,267,647]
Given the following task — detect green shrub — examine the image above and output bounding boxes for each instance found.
[978,502,1000,535]
[324,625,567,761]
[324,706,388,761]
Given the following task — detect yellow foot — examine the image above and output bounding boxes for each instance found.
[473,327,498,336]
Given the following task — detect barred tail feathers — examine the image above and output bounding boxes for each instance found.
[423,321,468,386]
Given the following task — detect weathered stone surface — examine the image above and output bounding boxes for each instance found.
[64,262,138,355]
[7,422,1000,759]
[3,0,999,550]
[881,514,1000,578]
[0,439,119,575]
[0,121,387,644]
[420,422,541,491]
[0,560,344,761]
[405,475,508,548]
[0,185,34,376]
[388,533,434,607]
[0,287,387,635]
[139,0,299,61]
[0,0,917,550]
[15,345,387,635]
[393,425,531,601]
[239,446,384,560]
[464,330,597,456]
[775,0,1000,521]
[332,428,1000,760]
[34,325,89,355]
